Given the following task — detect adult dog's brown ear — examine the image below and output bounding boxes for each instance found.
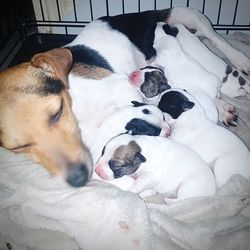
[31,48,73,87]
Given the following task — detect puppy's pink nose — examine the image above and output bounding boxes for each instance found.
[160,123,171,137]
[129,71,141,87]
[95,163,109,180]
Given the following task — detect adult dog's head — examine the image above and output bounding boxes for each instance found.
[0,48,92,187]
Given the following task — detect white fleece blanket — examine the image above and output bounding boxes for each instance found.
[1,33,250,250]
[0,147,250,250]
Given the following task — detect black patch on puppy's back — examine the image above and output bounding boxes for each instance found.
[67,45,113,72]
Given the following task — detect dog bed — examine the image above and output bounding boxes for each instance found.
[0,32,250,250]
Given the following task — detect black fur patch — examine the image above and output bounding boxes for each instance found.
[239,76,246,86]
[67,45,113,72]
[232,70,239,77]
[162,24,179,37]
[222,76,228,83]
[131,101,146,107]
[187,28,197,34]
[226,65,233,75]
[142,108,150,114]
[158,91,194,119]
[15,77,65,96]
[100,12,157,60]
[42,77,65,95]
[100,9,171,61]
[125,118,161,136]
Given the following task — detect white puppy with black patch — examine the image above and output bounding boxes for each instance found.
[157,88,250,188]
[95,133,216,203]
[91,101,170,190]
[91,101,170,165]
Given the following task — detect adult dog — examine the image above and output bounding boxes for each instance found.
[0,7,250,187]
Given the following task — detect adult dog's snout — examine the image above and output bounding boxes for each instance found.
[66,164,90,187]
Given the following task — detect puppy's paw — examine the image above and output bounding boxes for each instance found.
[215,98,238,127]
[223,113,238,127]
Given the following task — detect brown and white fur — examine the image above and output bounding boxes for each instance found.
[0,7,250,187]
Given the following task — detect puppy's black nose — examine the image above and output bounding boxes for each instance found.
[66,164,89,187]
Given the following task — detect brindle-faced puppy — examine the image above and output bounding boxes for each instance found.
[95,138,146,180]
[129,66,170,98]
[0,48,92,187]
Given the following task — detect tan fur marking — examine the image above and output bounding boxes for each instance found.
[71,63,112,79]
[31,48,73,87]
[112,141,141,165]
[0,49,92,179]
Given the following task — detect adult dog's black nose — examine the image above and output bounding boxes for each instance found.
[66,164,89,187]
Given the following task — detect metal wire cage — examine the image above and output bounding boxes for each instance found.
[1,0,250,70]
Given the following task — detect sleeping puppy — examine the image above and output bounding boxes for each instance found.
[157,88,250,188]
[95,133,216,203]
[172,23,250,98]
[91,101,170,165]
[130,66,219,123]
[91,101,170,190]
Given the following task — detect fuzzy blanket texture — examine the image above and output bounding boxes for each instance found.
[0,33,250,250]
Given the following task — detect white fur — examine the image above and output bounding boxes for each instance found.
[162,88,250,188]
[68,20,146,75]
[91,103,170,191]
[96,134,216,203]
[167,7,250,74]
[153,23,220,100]
[129,23,219,123]
[173,23,250,97]
[69,73,143,147]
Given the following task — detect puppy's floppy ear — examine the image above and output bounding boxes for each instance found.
[31,48,73,87]
[131,101,146,107]
[182,101,195,111]
[133,152,146,166]
[159,81,171,93]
